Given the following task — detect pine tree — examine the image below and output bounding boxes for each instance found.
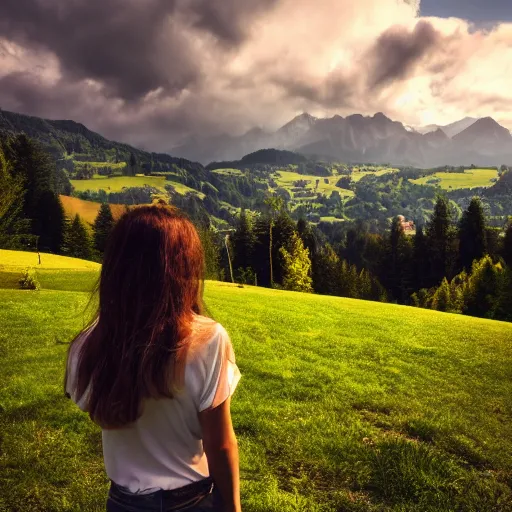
[387,216,406,300]
[231,209,256,272]
[264,195,285,287]
[127,152,138,176]
[34,191,66,253]
[312,243,340,295]
[0,143,31,248]
[459,197,486,271]
[463,256,502,319]
[272,210,297,286]
[6,134,54,223]
[426,196,453,286]
[412,225,429,290]
[198,227,221,281]
[431,278,452,312]
[502,222,512,267]
[339,260,358,298]
[93,203,115,253]
[65,214,93,260]
[252,215,271,287]
[496,267,512,321]
[279,232,313,293]
[297,218,317,257]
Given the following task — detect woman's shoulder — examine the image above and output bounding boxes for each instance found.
[188,315,230,357]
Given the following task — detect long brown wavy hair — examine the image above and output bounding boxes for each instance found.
[67,203,207,428]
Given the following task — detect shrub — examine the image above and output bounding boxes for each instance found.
[19,268,40,290]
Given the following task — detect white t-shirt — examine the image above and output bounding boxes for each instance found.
[65,315,241,493]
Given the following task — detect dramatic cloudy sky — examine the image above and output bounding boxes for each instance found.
[0,0,511,152]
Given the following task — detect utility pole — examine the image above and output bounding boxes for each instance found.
[224,234,234,284]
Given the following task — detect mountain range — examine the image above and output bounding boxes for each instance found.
[1,107,511,170]
[173,113,512,168]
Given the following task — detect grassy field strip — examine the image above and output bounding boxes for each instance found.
[59,195,127,225]
[70,175,168,193]
[0,250,101,270]
[211,168,244,176]
[351,169,397,182]
[73,161,127,170]
[410,169,499,190]
[0,255,511,511]
[69,175,204,199]
[273,170,354,198]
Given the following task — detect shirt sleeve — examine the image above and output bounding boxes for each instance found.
[198,324,241,412]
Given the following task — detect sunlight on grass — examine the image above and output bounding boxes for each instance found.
[0,259,511,511]
[273,170,354,198]
[410,169,499,190]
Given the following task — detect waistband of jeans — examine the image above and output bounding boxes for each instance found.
[110,477,214,502]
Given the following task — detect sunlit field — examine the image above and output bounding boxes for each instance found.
[0,252,511,511]
[59,195,128,225]
[69,176,203,198]
[273,170,354,198]
[410,169,499,190]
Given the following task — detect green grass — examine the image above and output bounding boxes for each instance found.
[211,168,244,176]
[0,254,511,511]
[410,169,499,190]
[166,181,205,199]
[73,161,127,170]
[273,171,354,198]
[319,216,345,223]
[70,176,204,199]
[0,250,100,270]
[59,195,128,225]
[70,175,168,193]
[351,169,397,182]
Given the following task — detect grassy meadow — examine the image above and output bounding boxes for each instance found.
[410,169,499,190]
[59,196,127,226]
[0,251,511,511]
[350,168,397,182]
[70,175,203,198]
[273,170,354,198]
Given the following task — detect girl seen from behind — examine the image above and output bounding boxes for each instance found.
[65,203,242,512]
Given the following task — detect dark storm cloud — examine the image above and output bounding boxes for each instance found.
[187,0,279,44]
[272,73,356,109]
[0,0,193,100]
[366,20,440,88]
[0,72,84,116]
[0,0,278,101]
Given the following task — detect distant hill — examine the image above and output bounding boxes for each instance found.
[0,109,208,181]
[206,148,309,170]
[173,112,512,168]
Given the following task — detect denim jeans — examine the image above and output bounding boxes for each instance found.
[106,478,224,512]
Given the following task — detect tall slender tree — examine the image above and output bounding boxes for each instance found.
[93,203,115,253]
[65,214,93,260]
[502,222,512,267]
[426,196,454,286]
[0,143,30,248]
[312,243,340,295]
[264,195,284,287]
[231,208,256,272]
[412,225,429,291]
[34,191,66,253]
[280,232,313,293]
[458,197,486,271]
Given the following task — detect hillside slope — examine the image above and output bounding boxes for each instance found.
[0,108,208,181]
[0,252,511,511]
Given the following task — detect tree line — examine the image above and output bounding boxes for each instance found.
[0,133,117,260]
[220,195,512,322]
[2,131,512,322]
